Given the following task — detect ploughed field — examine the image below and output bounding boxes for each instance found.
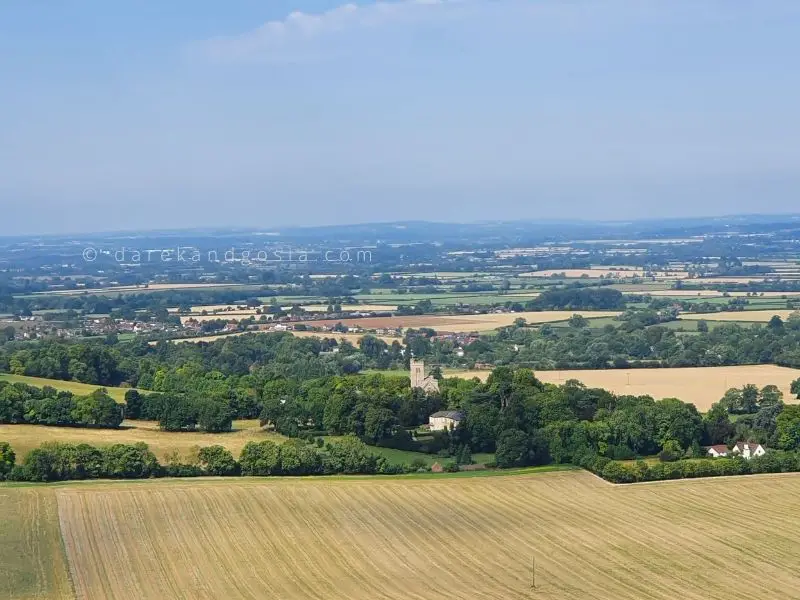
[6,471,800,599]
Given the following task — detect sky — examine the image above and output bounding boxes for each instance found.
[1,0,800,235]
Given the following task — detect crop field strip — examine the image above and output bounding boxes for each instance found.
[45,471,800,600]
[1,488,74,600]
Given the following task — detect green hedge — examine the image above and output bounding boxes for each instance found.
[590,452,800,484]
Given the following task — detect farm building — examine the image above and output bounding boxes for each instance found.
[429,410,465,431]
[706,442,767,460]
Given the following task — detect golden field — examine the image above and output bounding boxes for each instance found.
[7,471,800,599]
[299,311,621,333]
[0,420,280,462]
[1,488,74,600]
[447,365,800,411]
[680,310,800,322]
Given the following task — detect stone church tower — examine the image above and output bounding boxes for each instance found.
[410,359,439,393]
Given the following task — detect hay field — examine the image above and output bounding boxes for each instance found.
[680,309,800,322]
[1,488,74,600]
[299,311,621,333]
[0,419,279,462]
[502,365,798,411]
[0,374,130,402]
[43,471,800,599]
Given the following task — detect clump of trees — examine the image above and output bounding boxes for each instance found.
[525,287,625,311]
[0,381,122,428]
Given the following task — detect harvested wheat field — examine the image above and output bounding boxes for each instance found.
[444,365,800,410]
[529,365,799,411]
[1,488,74,600]
[31,471,800,599]
[680,310,800,322]
[299,311,620,333]
[0,420,281,462]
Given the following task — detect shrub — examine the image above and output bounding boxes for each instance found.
[0,441,15,480]
[198,445,239,476]
[600,461,635,483]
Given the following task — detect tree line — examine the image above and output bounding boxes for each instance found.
[0,436,411,483]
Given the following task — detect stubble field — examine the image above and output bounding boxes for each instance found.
[8,471,800,599]
[445,365,800,410]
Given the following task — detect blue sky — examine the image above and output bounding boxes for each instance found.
[1,1,799,234]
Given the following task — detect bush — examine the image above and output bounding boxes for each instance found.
[600,461,635,483]
[442,461,459,473]
[324,436,380,475]
[239,441,281,476]
[198,445,239,476]
[0,441,15,480]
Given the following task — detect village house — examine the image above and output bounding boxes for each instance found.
[428,410,465,432]
[706,442,767,460]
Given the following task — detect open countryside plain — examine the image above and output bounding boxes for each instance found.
[6,471,800,599]
[446,365,800,411]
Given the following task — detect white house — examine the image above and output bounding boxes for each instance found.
[732,441,766,459]
[706,442,766,460]
[706,444,729,458]
[428,410,465,432]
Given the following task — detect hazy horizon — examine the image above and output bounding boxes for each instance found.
[2,1,800,235]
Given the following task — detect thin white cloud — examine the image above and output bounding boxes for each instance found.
[190,0,800,64]
[197,0,459,63]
